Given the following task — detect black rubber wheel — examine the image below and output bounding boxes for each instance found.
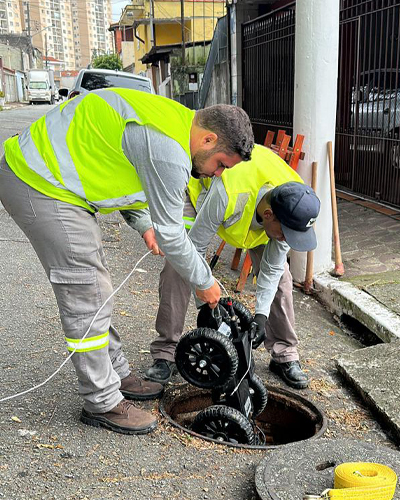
[219,298,254,331]
[249,374,268,417]
[197,303,230,330]
[192,405,255,445]
[175,328,238,389]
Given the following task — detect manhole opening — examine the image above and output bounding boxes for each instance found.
[339,314,384,347]
[160,384,327,450]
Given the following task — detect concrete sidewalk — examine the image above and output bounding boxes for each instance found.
[313,193,400,443]
[0,102,29,111]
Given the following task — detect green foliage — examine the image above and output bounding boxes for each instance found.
[0,90,5,98]
[91,54,122,71]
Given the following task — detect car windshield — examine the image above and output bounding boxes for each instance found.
[80,73,152,93]
[359,71,400,102]
[29,82,48,89]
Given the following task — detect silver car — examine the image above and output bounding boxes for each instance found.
[353,69,400,133]
[59,68,154,99]
[351,69,400,168]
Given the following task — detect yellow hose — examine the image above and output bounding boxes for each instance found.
[326,463,398,499]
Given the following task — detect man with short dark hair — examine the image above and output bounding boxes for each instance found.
[0,89,254,435]
[142,145,320,390]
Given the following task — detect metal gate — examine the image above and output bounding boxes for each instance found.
[242,0,400,208]
[242,5,295,141]
[336,0,400,206]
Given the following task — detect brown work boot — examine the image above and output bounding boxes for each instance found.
[120,372,164,401]
[80,399,157,435]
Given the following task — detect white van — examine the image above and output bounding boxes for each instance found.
[27,69,56,104]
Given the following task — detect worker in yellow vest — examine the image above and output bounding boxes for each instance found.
[142,145,320,389]
[0,88,254,435]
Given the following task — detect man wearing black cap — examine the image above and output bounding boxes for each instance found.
[139,145,320,389]
[248,181,320,388]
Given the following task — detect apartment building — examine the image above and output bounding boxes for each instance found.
[0,0,113,70]
[0,0,22,33]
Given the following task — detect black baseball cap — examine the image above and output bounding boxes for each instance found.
[270,182,320,252]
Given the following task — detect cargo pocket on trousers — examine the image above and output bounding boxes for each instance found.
[50,267,102,317]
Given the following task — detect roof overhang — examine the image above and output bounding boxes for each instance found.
[141,40,212,65]
[133,17,191,29]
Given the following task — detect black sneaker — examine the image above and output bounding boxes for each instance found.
[144,359,177,384]
[269,359,309,390]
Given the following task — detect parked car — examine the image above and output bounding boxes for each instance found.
[352,70,400,133]
[351,69,400,169]
[58,69,154,99]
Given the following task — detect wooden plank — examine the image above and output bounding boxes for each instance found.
[235,252,252,293]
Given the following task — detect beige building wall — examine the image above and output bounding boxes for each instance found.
[2,0,23,34]
[71,0,113,69]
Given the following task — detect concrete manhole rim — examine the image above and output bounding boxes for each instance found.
[159,383,328,450]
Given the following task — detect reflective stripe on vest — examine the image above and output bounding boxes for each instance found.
[65,331,109,353]
[187,144,303,249]
[4,89,194,213]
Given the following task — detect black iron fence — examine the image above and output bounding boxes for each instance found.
[242,5,295,142]
[336,0,400,206]
[242,0,400,208]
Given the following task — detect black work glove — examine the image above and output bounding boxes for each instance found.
[251,314,267,349]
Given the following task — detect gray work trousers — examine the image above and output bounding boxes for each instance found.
[151,249,299,365]
[0,157,129,413]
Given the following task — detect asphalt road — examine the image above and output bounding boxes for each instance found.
[0,103,58,156]
[0,105,398,500]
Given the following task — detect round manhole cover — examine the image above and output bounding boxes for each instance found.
[255,438,400,500]
[160,383,326,449]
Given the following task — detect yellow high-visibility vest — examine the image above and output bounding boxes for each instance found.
[4,88,195,213]
[188,144,302,249]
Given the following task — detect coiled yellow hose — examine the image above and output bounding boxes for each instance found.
[328,462,397,499]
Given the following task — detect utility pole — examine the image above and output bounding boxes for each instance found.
[149,0,155,47]
[181,0,185,65]
[26,2,33,68]
[45,31,48,68]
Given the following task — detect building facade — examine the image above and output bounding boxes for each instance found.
[0,0,113,70]
[112,0,225,76]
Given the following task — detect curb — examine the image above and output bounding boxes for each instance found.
[314,272,400,343]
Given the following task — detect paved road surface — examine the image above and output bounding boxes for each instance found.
[0,103,57,155]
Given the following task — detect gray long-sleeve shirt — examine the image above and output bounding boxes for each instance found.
[125,167,290,318]
[187,177,289,318]
[121,122,214,290]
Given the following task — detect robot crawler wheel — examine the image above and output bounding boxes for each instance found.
[175,328,238,389]
[218,298,254,332]
[192,405,255,445]
[249,374,268,417]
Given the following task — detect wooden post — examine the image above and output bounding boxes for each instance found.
[304,161,318,293]
[327,141,345,276]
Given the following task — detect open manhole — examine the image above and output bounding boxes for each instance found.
[160,383,327,449]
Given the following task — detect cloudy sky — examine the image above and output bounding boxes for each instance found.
[111,0,131,22]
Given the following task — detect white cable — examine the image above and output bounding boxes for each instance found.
[0,250,152,404]
[214,278,255,397]
[215,277,229,297]
[229,338,253,397]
